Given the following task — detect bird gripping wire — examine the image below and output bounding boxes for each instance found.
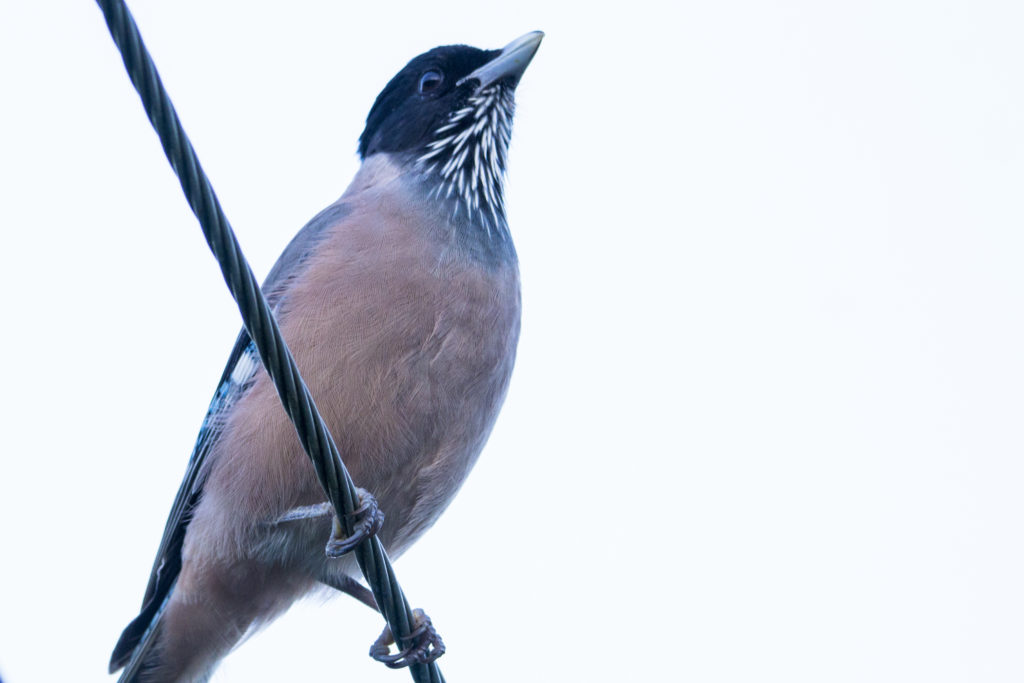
[93,2,446,681]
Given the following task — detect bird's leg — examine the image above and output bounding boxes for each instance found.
[319,574,379,612]
[369,608,446,669]
[268,487,385,558]
[273,497,441,668]
[271,502,334,523]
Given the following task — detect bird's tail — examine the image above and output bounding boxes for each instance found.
[109,565,297,682]
[109,585,176,682]
[109,581,227,683]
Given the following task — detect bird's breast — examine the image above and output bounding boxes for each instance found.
[200,165,520,561]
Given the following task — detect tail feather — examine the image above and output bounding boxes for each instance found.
[109,582,176,681]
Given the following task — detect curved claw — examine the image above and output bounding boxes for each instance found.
[369,608,445,669]
[325,487,385,558]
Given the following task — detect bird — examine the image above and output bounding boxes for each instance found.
[109,30,543,682]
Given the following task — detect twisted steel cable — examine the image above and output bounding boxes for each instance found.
[94,2,445,681]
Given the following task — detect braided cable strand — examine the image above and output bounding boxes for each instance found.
[94,2,444,681]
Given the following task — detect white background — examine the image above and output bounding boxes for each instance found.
[1,1,1023,681]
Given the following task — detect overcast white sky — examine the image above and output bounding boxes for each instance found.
[2,1,1023,682]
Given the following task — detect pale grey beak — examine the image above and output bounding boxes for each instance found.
[457,31,544,90]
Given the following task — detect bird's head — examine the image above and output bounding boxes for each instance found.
[358,31,543,237]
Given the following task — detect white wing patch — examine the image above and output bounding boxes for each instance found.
[229,346,260,386]
[197,341,260,444]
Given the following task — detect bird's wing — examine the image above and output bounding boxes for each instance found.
[110,200,351,675]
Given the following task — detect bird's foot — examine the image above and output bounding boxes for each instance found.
[369,608,445,669]
[325,487,385,557]
[268,488,383,557]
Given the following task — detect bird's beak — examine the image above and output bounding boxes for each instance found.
[458,31,544,90]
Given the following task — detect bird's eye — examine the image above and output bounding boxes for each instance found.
[418,70,444,94]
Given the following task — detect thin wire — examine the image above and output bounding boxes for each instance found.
[93,2,445,681]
